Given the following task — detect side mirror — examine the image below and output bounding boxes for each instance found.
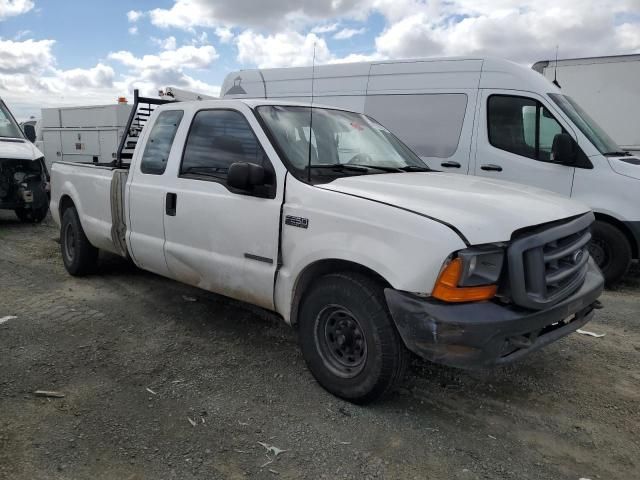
[227,162,266,190]
[551,133,576,165]
[23,124,36,143]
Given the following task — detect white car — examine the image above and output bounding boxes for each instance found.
[51,96,604,403]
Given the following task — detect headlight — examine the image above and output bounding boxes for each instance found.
[432,244,505,302]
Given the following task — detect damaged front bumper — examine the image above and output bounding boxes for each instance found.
[385,259,604,368]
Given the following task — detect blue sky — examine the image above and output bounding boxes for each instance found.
[1,0,639,119]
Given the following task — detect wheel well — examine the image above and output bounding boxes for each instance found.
[594,213,638,259]
[58,195,75,219]
[289,259,391,327]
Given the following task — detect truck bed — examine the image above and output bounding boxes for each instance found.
[50,161,128,257]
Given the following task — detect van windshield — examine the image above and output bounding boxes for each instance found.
[255,105,429,183]
[0,100,23,139]
[548,94,620,155]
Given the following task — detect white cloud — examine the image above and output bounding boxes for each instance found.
[0,38,56,74]
[333,27,365,40]
[0,0,33,20]
[236,31,332,68]
[215,26,233,43]
[109,44,218,71]
[149,0,366,30]
[127,10,143,22]
[151,36,178,50]
[311,23,340,34]
[128,26,138,35]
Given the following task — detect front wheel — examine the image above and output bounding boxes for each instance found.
[298,273,409,404]
[61,207,99,276]
[589,220,631,286]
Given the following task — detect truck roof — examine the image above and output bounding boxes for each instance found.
[156,98,352,112]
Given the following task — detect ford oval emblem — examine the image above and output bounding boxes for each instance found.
[572,249,584,265]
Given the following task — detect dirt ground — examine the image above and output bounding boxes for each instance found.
[0,211,638,480]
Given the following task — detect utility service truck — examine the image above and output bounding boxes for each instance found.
[50,92,604,403]
[221,56,640,286]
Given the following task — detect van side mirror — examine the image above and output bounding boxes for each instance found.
[23,124,36,143]
[227,162,266,190]
[551,133,576,165]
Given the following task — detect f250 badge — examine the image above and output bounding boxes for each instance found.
[285,215,309,229]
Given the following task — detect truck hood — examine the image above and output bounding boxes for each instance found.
[319,172,591,245]
[0,138,42,160]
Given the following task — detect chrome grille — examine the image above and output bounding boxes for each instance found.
[507,213,594,310]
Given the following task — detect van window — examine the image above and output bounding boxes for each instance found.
[180,109,269,182]
[488,95,565,162]
[363,94,467,158]
[140,110,184,175]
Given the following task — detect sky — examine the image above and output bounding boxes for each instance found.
[1,0,639,119]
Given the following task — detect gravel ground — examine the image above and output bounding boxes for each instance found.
[0,211,639,480]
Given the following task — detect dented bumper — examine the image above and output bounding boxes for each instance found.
[384,260,604,368]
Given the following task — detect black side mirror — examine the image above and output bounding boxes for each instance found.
[23,124,36,143]
[551,133,576,164]
[227,162,266,190]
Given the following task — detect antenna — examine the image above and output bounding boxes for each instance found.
[307,42,317,183]
[552,45,561,88]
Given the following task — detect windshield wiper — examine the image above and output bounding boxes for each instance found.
[399,165,431,172]
[308,163,370,172]
[603,151,631,157]
[348,164,406,173]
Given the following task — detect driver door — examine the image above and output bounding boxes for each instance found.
[474,91,575,196]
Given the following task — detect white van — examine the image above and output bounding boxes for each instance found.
[221,57,640,285]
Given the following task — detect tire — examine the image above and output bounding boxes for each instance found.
[15,206,48,223]
[589,220,631,286]
[60,207,99,276]
[298,272,410,404]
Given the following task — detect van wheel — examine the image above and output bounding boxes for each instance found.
[298,273,409,404]
[589,220,631,286]
[61,207,98,276]
[15,206,48,223]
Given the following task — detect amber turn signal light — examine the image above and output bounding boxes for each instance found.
[432,258,497,302]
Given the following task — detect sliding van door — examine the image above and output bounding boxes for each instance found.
[474,90,575,196]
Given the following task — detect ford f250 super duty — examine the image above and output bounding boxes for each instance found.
[50,91,604,403]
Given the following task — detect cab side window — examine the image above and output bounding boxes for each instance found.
[488,95,565,162]
[180,110,269,181]
[140,110,184,175]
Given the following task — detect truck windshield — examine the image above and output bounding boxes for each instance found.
[0,100,24,139]
[548,94,620,155]
[255,105,429,182]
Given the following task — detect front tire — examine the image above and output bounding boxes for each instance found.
[298,273,409,404]
[61,207,99,276]
[589,220,631,286]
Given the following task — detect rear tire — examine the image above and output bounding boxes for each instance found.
[61,207,98,276]
[298,272,409,404]
[589,220,631,286]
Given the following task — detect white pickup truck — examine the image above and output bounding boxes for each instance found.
[51,93,604,403]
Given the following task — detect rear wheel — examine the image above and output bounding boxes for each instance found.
[61,207,99,276]
[298,272,409,404]
[589,220,631,286]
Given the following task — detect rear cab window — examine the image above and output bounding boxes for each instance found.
[140,110,184,175]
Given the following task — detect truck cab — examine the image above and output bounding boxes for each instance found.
[50,96,604,403]
[0,98,49,223]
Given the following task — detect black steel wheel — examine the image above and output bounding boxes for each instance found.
[589,220,631,286]
[299,272,409,404]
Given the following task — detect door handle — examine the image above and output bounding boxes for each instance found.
[480,164,503,172]
[166,192,177,216]
[440,161,461,168]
